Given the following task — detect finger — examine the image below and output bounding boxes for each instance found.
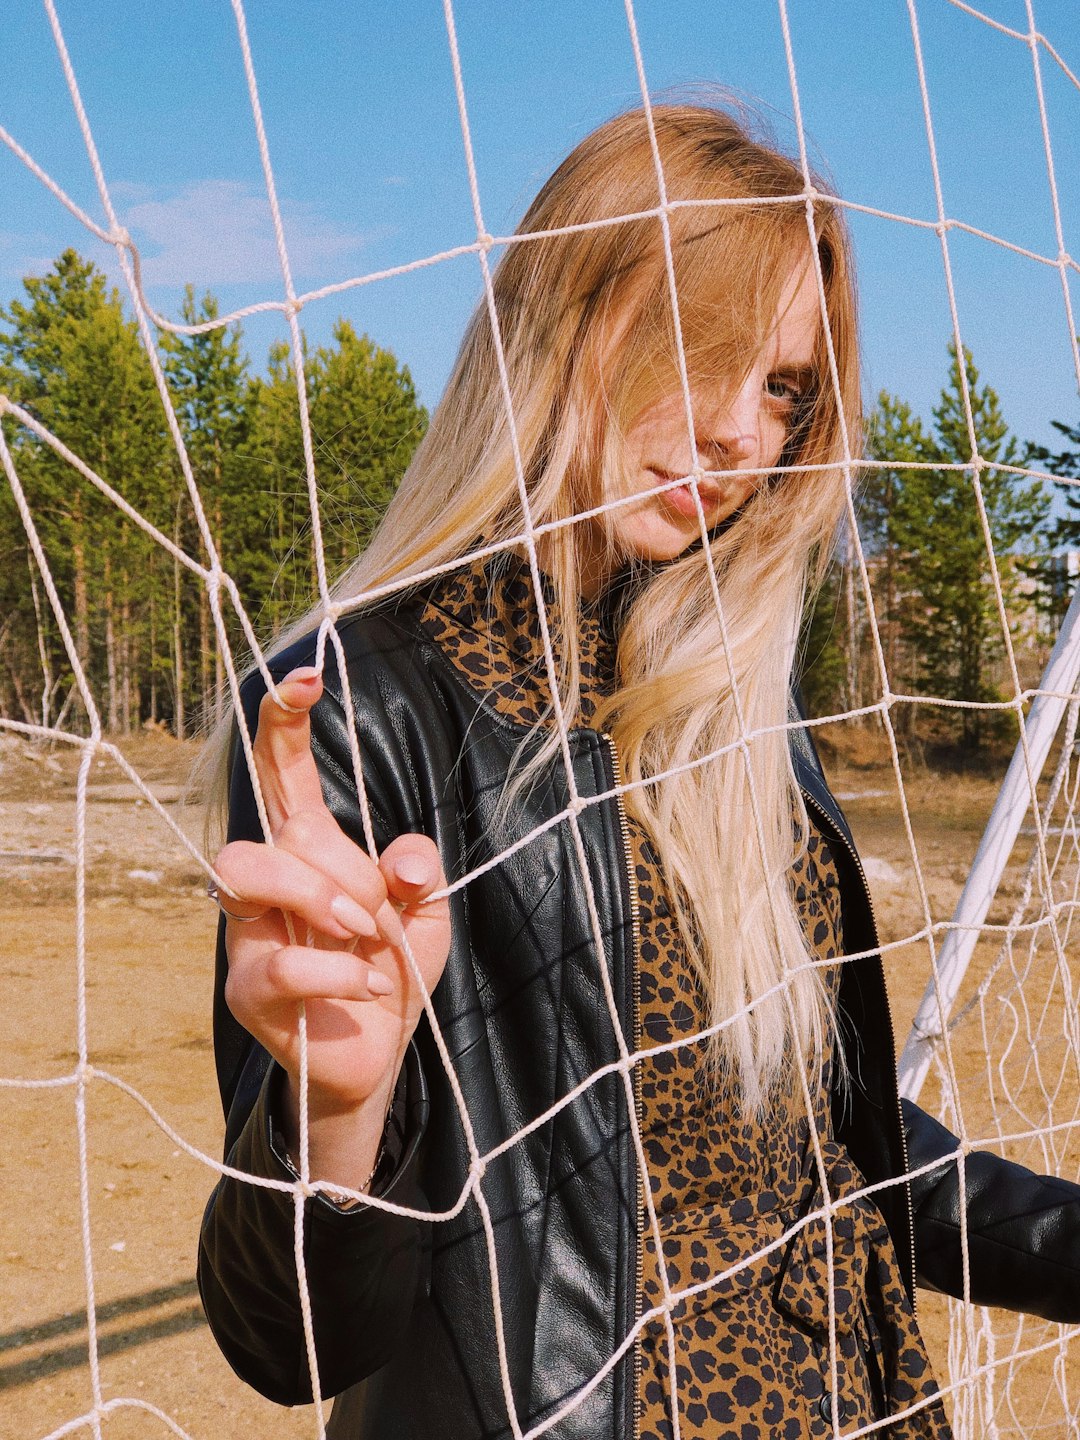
[275,809,387,906]
[215,839,380,942]
[380,833,447,908]
[256,945,394,1004]
[272,810,401,946]
[210,884,269,923]
[252,666,329,833]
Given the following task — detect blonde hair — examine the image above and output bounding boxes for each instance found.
[211,100,861,1112]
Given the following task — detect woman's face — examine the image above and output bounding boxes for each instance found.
[592,262,822,577]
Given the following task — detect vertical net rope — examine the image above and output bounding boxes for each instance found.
[2,1,1079,1437]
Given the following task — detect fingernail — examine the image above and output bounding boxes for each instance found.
[375,901,405,948]
[366,968,394,996]
[394,855,434,888]
[285,665,320,683]
[330,894,379,937]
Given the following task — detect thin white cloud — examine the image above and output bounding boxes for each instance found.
[121,179,373,287]
[0,230,59,282]
[109,179,154,204]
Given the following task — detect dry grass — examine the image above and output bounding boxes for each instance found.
[2,724,1078,1437]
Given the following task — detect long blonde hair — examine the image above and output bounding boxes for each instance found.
[213,101,861,1111]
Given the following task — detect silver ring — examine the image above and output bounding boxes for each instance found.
[207,880,263,923]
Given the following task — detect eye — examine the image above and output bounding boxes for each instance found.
[765,373,814,427]
[765,375,802,407]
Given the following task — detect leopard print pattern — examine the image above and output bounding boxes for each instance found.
[417,553,950,1440]
[417,553,615,727]
[631,815,947,1439]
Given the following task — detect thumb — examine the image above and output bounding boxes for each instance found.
[379,833,446,906]
[275,664,324,712]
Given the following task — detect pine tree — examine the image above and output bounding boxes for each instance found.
[798,557,847,719]
[862,393,937,724]
[877,345,1049,752]
[243,338,315,631]
[1030,417,1080,612]
[309,321,428,573]
[0,260,428,736]
[0,250,171,733]
[245,321,427,628]
[800,395,934,722]
[160,288,255,731]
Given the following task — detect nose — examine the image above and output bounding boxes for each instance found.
[697,379,760,468]
[697,425,758,471]
[715,431,758,463]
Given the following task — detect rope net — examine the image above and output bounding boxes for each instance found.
[921,688,1080,1440]
[2,1,1079,1437]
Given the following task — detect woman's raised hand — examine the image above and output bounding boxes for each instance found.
[213,665,451,1189]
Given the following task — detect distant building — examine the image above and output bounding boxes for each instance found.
[1047,549,1080,609]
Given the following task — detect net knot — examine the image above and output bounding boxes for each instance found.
[909,1018,942,1044]
[476,232,494,251]
[109,225,131,248]
[469,1156,487,1186]
[284,297,303,319]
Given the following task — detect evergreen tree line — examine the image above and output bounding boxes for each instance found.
[801,344,1079,756]
[1,249,1076,753]
[0,249,427,738]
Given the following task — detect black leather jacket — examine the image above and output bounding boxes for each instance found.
[199,592,1080,1439]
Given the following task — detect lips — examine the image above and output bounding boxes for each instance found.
[648,467,721,522]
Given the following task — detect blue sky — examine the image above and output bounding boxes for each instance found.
[2,0,1079,455]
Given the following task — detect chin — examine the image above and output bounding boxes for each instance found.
[653,504,750,567]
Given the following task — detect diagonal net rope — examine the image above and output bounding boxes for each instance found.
[2,1,1079,1437]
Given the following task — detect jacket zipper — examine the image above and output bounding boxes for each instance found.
[800,785,918,1317]
[598,737,917,1420]
[603,732,644,1440]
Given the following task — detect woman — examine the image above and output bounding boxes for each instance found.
[199,103,1080,1440]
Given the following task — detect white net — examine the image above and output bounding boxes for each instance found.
[2,1,1080,1438]
[925,692,1080,1440]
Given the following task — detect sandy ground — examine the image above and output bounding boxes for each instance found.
[2,726,1078,1439]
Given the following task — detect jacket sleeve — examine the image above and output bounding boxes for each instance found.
[196,656,432,1404]
[903,1097,1080,1322]
[198,1049,429,1404]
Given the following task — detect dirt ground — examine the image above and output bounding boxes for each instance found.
[2,724,1078,1439]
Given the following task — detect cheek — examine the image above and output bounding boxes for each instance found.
[761,417,793,471]
[735,475,758,508]
[607,504,690,564]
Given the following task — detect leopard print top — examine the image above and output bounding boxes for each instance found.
[417,553,951,1440]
